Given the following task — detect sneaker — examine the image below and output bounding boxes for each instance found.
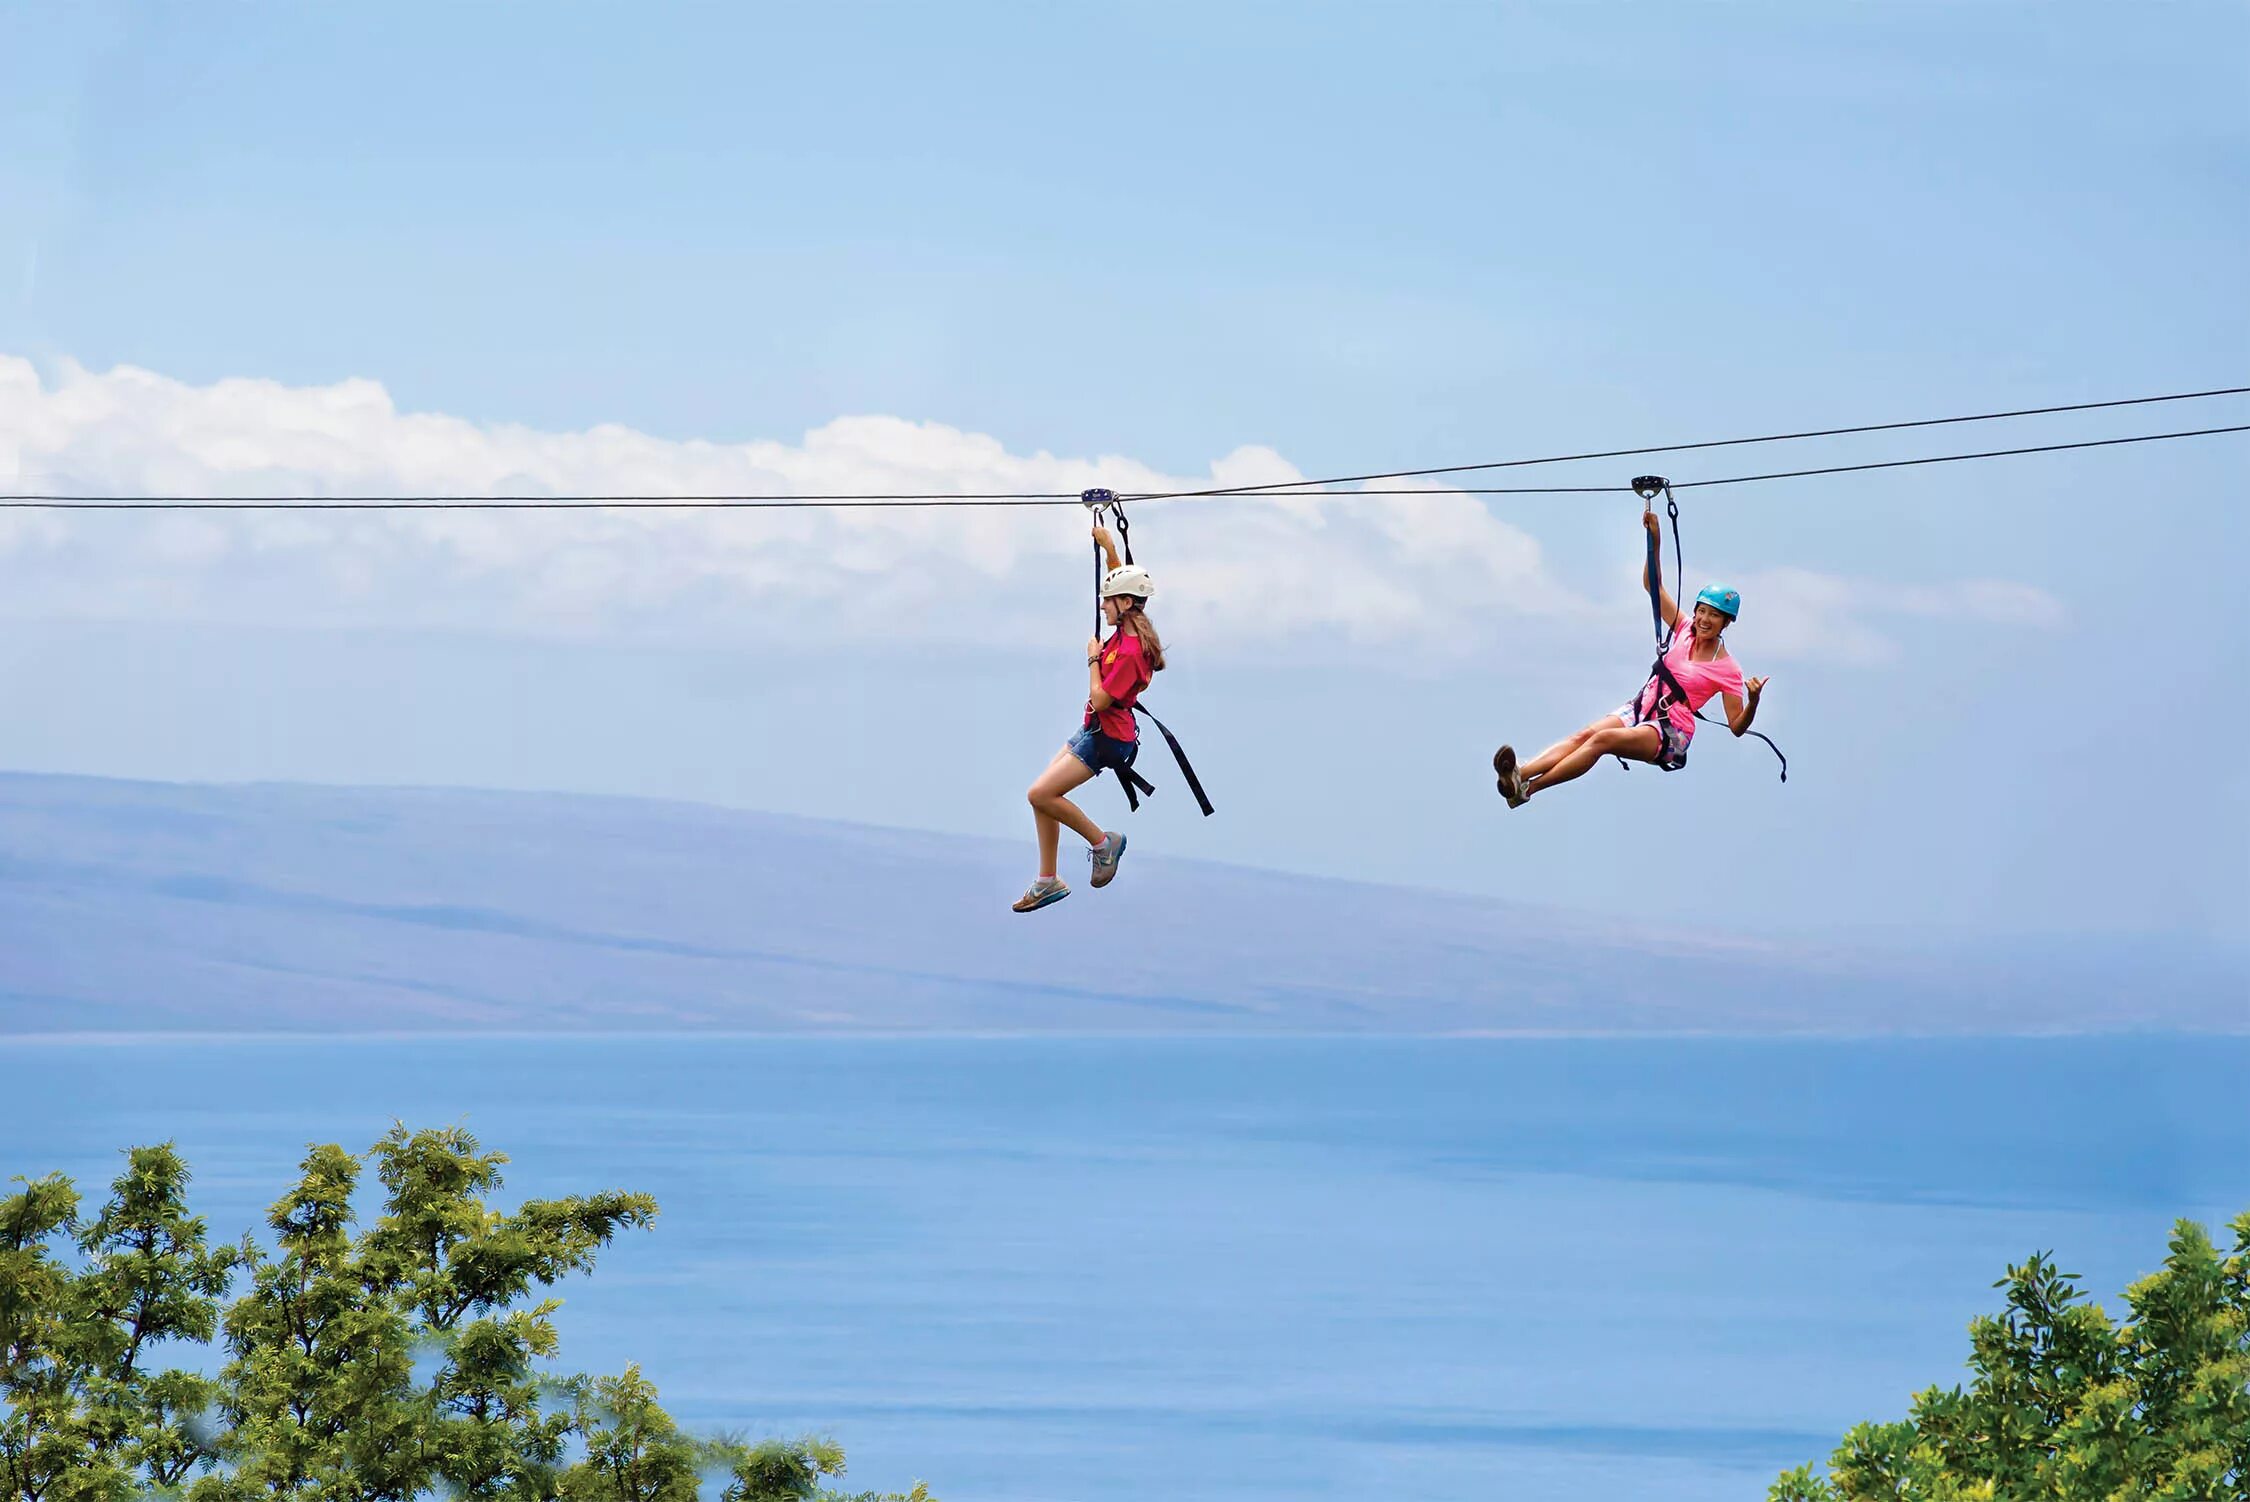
[1011,877,1070,913]
[1493,745,1527,807]
[1088,831,1128,888]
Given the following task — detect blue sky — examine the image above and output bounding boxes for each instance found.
[1,1,2245,944]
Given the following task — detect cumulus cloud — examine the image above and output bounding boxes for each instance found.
[0,355,1591,657]
[1739,564,2065,664]
[0,355,2059,667]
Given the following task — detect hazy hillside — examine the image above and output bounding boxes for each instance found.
[0,774,2239,1035]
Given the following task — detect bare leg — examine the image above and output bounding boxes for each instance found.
[1028,749,1103,879]
[1526,723,1661,796]
[1521,716,1627,780]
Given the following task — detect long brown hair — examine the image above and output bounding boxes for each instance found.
[1114,599,1165,672]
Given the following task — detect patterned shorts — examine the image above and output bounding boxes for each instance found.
[1611,707,1691,772]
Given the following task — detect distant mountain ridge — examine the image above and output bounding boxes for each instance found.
[0,773,2240,1035]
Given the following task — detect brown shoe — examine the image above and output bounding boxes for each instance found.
[1493,745,1528,807]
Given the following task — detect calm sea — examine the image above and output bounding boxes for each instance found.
[4,1036,2245,1502]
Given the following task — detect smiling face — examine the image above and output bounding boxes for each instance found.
[1689,602,1732,639]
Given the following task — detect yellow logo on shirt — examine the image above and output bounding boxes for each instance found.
[1103,652,1117,666]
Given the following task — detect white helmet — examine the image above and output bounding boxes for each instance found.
[1100,564,1156,601]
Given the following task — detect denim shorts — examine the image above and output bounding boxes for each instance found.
[1068,725,1140,774]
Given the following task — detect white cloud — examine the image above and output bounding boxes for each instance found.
[0,355,1588,657]
[1738,564,2065,664]
[0,355,2060,668]
[1890,578,2067,628]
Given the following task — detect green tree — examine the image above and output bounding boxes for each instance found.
[0,1144,241,1502]
[0,1130,935,1502]
[1773,1210,2249,1501]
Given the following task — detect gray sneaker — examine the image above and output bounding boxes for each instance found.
[1011,877,1070,913]
[1088,831,1128,888]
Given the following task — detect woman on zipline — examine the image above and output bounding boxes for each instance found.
[1494,505,1766,807]
[1014,518,1162,913]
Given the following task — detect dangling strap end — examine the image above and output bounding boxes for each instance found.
[1131,702,1216,817]
[1114,763,1157,813]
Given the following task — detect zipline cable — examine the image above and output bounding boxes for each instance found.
[1261,424,2250,497]
[1121,384,2250,500]
[2,406,2244,513]
[0,493,1090,511]
[1672,423,2250,491]
[0,480,1627,509]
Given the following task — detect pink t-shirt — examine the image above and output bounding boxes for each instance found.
[1085,630,1151,742]
[1630,622,1745,738]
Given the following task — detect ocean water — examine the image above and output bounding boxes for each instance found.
[3,1036,2245,1501]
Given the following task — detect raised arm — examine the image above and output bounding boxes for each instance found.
[1086,521,1123,710]
[1641,508,1679,630]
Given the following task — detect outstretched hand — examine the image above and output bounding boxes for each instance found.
[1745,675,1769,698]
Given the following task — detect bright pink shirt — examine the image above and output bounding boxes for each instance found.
[1086,630,1151,741]
[1631,621,1745,738]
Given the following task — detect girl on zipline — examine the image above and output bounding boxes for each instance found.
[1014,519,1162,913]
[1493,505,1766,807]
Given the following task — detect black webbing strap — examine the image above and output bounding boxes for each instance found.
[1112,761,1158,811]
[1087,495,1138,631]
[1694,711,1789,782]
[1641,484,1677,653]
[1084,488,1118,635]
[1621,486,1691,766]
[1108,700,1215,817]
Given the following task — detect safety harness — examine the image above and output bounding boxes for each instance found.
[1622,476,1788,781]
[1081,489,1216,817]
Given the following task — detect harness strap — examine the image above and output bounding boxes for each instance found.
[1696,712,1788,781]
[1108,700,1215,817]
[1621,486,1689,768]
[1112,761,1158,811]
[1084,488,1118,635]
[1125,701,1215,813]
[1634,656,1694,728]
[1641,485,1674,649]
[1086,493,1139,632]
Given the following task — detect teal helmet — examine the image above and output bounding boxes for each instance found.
[1694,584,1741,621]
